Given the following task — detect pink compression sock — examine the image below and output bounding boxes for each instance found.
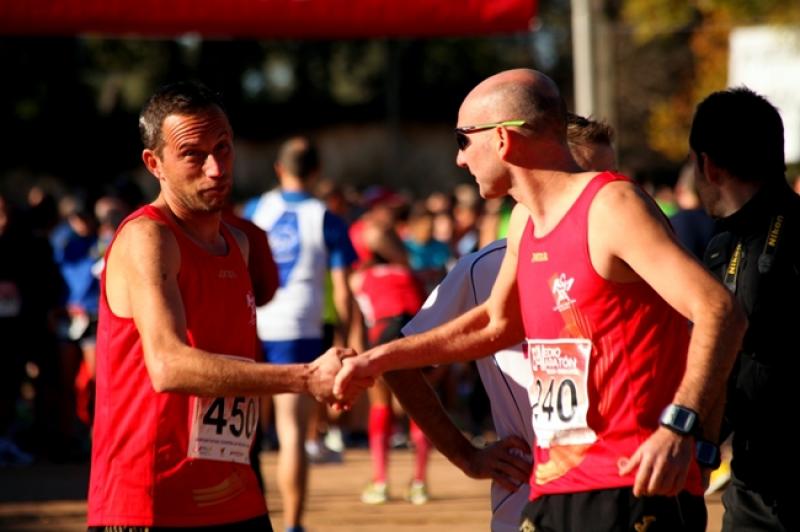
[410,420,430,483]
[368,404,391,483]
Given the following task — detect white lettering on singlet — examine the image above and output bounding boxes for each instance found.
[529,344,579,372]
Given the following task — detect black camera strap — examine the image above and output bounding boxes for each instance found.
[722,215,783,293]
[757,214,783,274]
[723,241,743,293]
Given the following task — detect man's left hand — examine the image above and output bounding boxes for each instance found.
[618,426,693,497]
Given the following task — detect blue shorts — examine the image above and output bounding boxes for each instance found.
[261,338,323,365]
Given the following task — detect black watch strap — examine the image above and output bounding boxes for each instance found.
[695,439,721,469]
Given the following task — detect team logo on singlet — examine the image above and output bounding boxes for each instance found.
[268,211,301,287]
[551,273,576,312]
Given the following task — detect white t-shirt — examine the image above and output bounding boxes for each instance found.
[250,189,327,341]
[402,239,533,532]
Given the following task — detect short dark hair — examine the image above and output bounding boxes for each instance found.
[566,113,614,148]
[139,81,226,154]
[689,87,785,183]
[276,137,320,179]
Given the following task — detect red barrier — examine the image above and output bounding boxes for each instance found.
[0,0,536,38]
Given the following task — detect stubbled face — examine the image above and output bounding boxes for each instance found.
[146,107,234,214]
[455,101,510,200]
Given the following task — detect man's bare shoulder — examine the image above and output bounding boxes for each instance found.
[508,202,531,227]
[505,203,530,251]
[593,179,664,221]
[109,215,180,274]
[115,215,176,250]
[105,213,180,317]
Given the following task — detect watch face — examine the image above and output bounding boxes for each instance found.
[663,405,697,434]
[672,408,696,432]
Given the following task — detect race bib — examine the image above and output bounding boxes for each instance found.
[188,357,259,464]
[527,338,597,448]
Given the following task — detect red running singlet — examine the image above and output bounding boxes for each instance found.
[87,206,268,527]
[356,264,425,326]
[516,172,703,499]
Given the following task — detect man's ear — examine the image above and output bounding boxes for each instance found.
[700,152,725,185]
[142,149,162,179]
[496,126,511,160]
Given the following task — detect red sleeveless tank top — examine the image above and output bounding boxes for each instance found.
[516,172,702,498]
[88,205,267,526]
[357,264,424,324]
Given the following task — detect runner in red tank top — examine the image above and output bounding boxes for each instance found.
[88,82,370,531]
[516,172,702,498]
[349,198,432,505]
[334,69,746,531]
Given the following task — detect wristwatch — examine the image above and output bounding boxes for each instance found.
[659,404,699,437]
[695,439,722,469]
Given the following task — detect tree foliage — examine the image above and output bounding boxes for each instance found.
[622,0,800,162]
[0,33,556,193]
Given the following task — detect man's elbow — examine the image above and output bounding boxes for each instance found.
[709,289,747,353]
[145,350,179,393]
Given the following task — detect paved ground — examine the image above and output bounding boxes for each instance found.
[0,449,723,531]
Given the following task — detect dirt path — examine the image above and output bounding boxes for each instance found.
[0,449,723,531]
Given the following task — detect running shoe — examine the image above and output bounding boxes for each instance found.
[324,427,345,453]
[361,481,388,504]
[305,440,342,464]
[405,480,429,505]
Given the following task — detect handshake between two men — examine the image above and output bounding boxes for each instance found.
[307,347,379,408]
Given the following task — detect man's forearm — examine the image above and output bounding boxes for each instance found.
[365,304,523,374]
[702,389,726,443]
[384,368,475,472]
[150,345,312,397]
[673,296,746,424]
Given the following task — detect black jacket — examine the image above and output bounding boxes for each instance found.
[703,179,800,498]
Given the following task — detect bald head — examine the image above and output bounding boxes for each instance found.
[462,69,567,141]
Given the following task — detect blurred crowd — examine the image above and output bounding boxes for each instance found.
[1,167,799,470]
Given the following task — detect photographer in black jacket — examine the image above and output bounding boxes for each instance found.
[690,86,800,532]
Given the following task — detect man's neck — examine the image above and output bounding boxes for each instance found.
[155,197,225,253]
[719,180,763,218]
[510,168,593,225]
[279,174,307,192]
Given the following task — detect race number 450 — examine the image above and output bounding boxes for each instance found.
[188,395,259,464]
[202,397,258,438]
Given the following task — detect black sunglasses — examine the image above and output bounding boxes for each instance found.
[454,119,527,151]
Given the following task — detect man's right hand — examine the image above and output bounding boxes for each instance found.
[462,435,532,492]
[333,353,379,406]
[307,347,373,405]
[306,347,349,403]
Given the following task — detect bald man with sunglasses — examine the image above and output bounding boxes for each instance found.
[384,113,617,532]
[335,69,745,530]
